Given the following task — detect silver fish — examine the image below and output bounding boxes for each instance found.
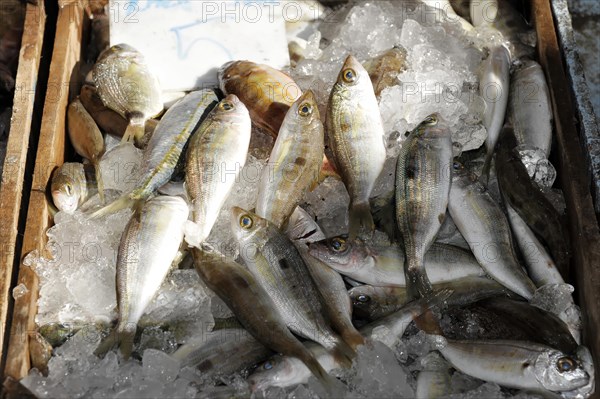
[480,45,511,181]
[507,60,553,157]
[416,352,452,399]
[95,196,189,359]
[90,90,218,218]
[349,276,511,321]
[231,207,355,366]
[191,244,335,389]
[430,336,590,392]
[308,237,484,287]
[256,90,324,229]
[448,163,536,299]
[51,162,89,213]
[326,55,386,238]
[395,114,453,299]
[185,94,251,245]
[92,44,163,143]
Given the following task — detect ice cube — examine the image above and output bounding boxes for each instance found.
[301,177,349,237]
[142,349,180,384]
[98,142,143,193]
[516,145,557,189]
[12,283,28,299]
[531,283,575,316]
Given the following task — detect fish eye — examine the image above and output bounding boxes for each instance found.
[557,356,577,372]
[220,101,234,111]
[423,115,438,126]
[239,215,253,230]
[342,68,357,83]
[263,361,273,370]
[298,103,313,117]
[356,294,370,303]
[452,161,462,170]
[329,237,347,252]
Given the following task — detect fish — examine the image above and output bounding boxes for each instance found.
[420,0,474,32]
[505,203,564,287]
[79,85,158,148]
[92,44,163,143]
[185,94,251,245]
[284,206,326,246]
[448,162,537,299]
[416,352,452,399]
[170,329,271,378]
[191,244,336,390]
[478,297,578,355]
[326,55,386,239]
[231,207,356,366]
[28,331,53,376]
[479,45,510,182]
[496,126,570,278]
[363,46,408,98]
[256,90,324,229]
[349,276,511,321]
[218,60,302,138]
[67,98,106,202]
[95,196,189,359]
[430,336,589,392]
[307,237,484,287]
[248,293,451,390]
[89,90,218,218]
[51,162,89,214]
[507,60,553,157]
[395,114,453,299]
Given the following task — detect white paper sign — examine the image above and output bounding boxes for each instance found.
[109,0,293,92]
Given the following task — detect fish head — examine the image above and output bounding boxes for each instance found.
[288,90,321,128]
[534,350,589,392]
[333,55,372,95]
[51,169,81,214]
[230,206,268,242]
[348,285,379,318]
[412,113,450,138]
[213,94,251,127]
[307,235,364,272]
[247,355,301,391]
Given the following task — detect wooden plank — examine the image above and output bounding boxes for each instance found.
[0,0,45,374]
[3,2,84,381]
[532,0,600,386]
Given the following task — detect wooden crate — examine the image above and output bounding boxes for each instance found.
[0,0,46,377]
[3,0,600,392]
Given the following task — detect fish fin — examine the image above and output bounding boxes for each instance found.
[122,117,145,144]
[330,338,356,368]
[348,202,374,240]
[93,161,105,204]
[94,328,119,358]
[413,288,453,336]
[89,194,136,219]
[341,328,366,351]
[118,322,137,360]
[301,355,339,396]
[405,259,433,300]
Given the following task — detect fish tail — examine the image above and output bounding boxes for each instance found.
[479,151,493,185]
[405,258,433,300]
[341,327,366,351]
[348,201,374,240]
[89,194,136,219]
[299,352,338,395]
[118,322,137,360]
[93,328,119,358]
[122,115,145,144]
[330,337,356,368]
[93,161,105,204]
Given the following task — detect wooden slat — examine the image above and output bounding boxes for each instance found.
[532,0,600,386]
[3,2,84,380]
[0,0,45,372]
